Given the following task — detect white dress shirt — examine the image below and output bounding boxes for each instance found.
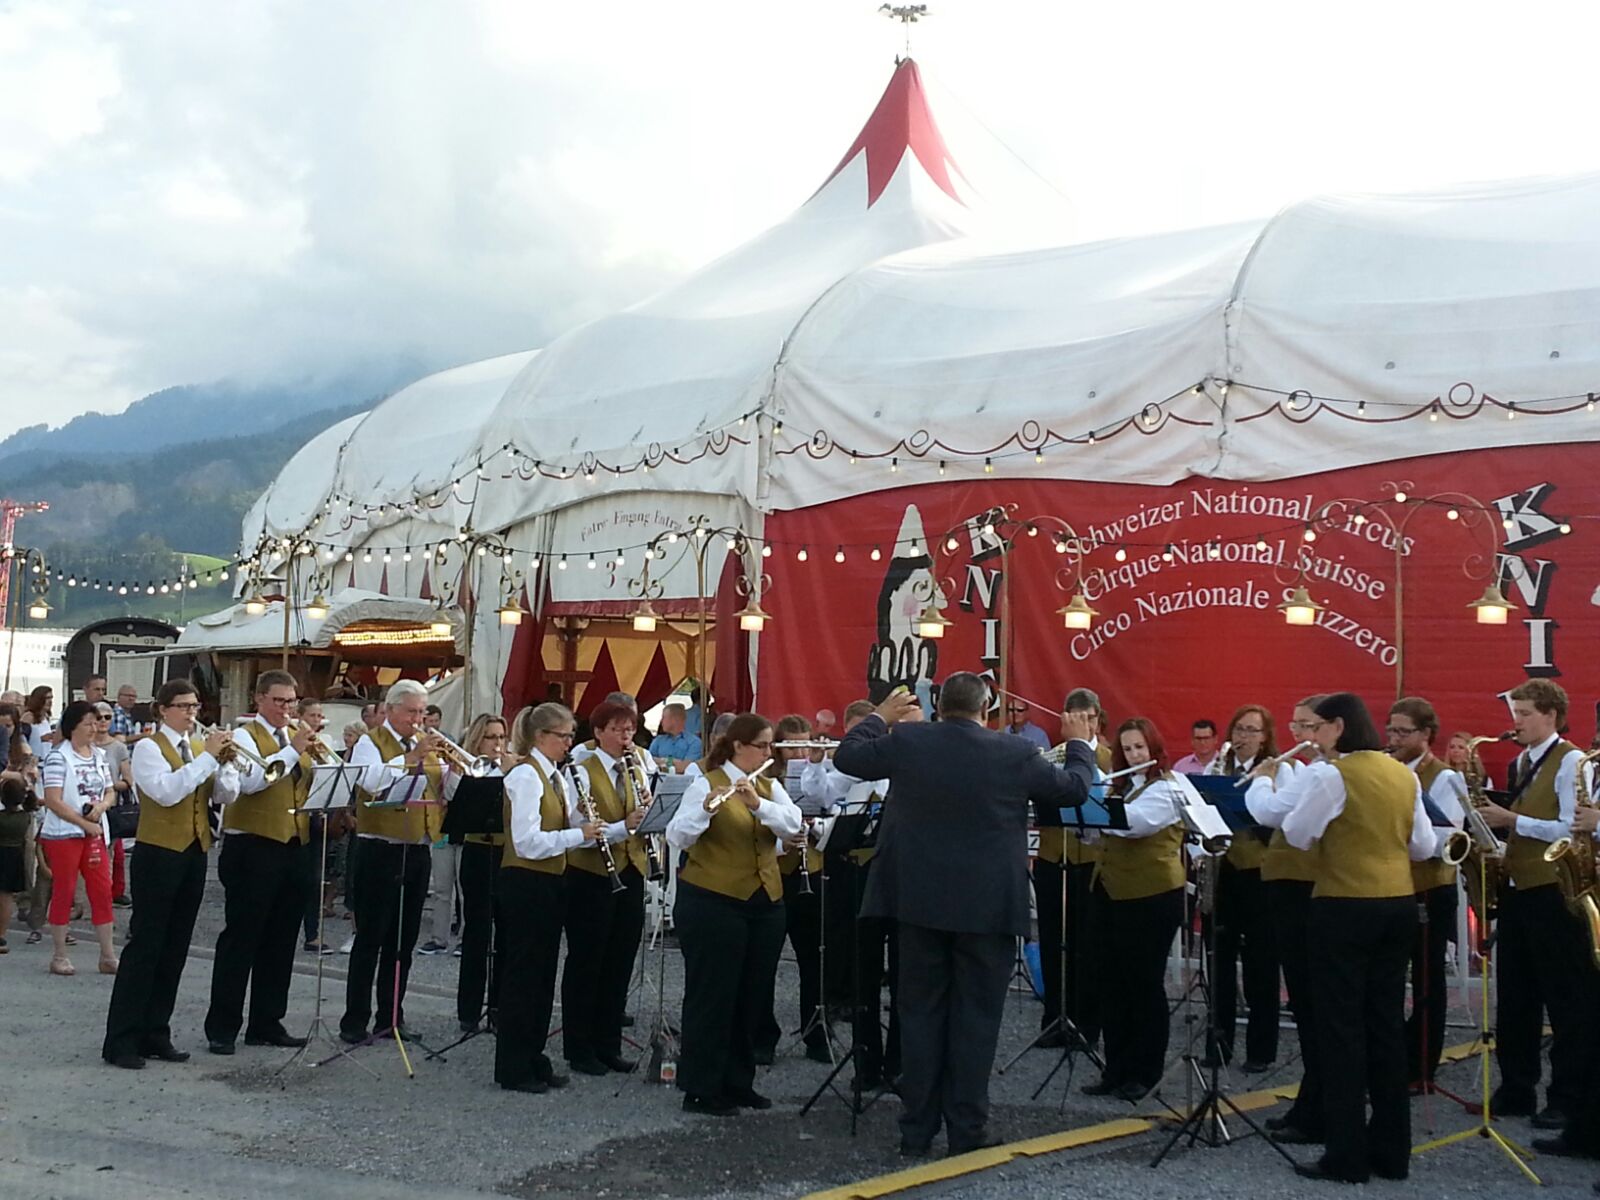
[504,749,587,861]
[667,762,802,852]
[572,740,658,776]
[348,720,422,799]
[1279,758,1436,860]
[1102,769,1195,839]
[1404,755,1467,861]
[1244,759,1316,828]
[1507,732,1584,843]
[232,714,304,795]
[131,724,233,808]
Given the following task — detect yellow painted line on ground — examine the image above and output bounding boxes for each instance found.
[801,1118,1152,1200]
[804,1035,1488,1199]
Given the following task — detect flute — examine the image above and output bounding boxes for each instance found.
[1235,740,1316,788]
[705,758,775,813]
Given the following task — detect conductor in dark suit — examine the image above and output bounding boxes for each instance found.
[835,672,1098,1157]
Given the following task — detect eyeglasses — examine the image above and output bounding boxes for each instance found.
[541,730,575,741]
[749,739,774,750]
[168,702,201,712]
[1384,725,1421,736]
[261,695,297,706]
[1233,726,1265,735]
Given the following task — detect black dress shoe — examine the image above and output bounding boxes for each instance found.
[1491,1089,1537,1117]
[1534,1106,1571,1131]
[1035,1028,1068,1049]
[245,1029,308,1048]
[752,1046,775,1066]
[1113,1081,1154,1103]
[1265,1115,1291,1131]
[141,1042,190,1063]
[899,1140,933,1159]
[107,1052,146,1070]
[1294,1159,1368,1184]
[208,1040,236,1056]
[338,1029,367,1045]
[459,1019,480,1034]
[621,1014,635,1027]
[541,1071,571,1089]
[682,1093,738,1116]
[568,1056,609,1076]
[1081,1077,1120,1096]
[728,1087,772,1110]
[1272,1124,1324,1145]
[373,1024,416,1042]
[1532,1134,1586,1158]
[1371,1163,1408,1181]
[1240,1059,1272,1075]
[502,1078,548,1094]
[948,1132,1003,1156]
[805,1041,833,1064]
[597,1053,636,1073]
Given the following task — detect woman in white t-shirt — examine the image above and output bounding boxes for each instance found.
[39,701,118,977]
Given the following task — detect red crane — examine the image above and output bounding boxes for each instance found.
[0,499,49,621]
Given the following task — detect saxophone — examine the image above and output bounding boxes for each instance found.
[1543,748,1600,971]
[1440,735,1508,953]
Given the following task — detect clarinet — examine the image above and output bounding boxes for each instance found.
[623,750,666,882]
[571,763,626,895]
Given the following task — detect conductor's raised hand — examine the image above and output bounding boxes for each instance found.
[874,691,921,726]
[1060,709,1096,745]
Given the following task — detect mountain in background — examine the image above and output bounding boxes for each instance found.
[0,363,421,475]
[1,367,424,629]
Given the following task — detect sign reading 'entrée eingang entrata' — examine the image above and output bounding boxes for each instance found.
[758,442,1599,756]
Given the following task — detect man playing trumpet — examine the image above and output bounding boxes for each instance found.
[341,680,450,1043]
[203,670,318,1054]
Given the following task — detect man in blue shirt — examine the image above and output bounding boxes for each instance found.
[1003,702,1051,750]
[649,702,702,772]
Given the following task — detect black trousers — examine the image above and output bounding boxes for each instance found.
[300,828,323,945]
[560,865,644,1062]
[758,867,825,1052]
[1033,856,1101,1041]
[1267,879,1323,1134]
[1404,883,1458,1085]
[822,860,858,1006]
[495,868,565,1087]
[1496,883,1598,1113]
[1208,861,1279,1064]
[341,839,430,1038]
[1097,885,1182,1091]
[456,841,502,1027]
[854,914,901,1082]
[204,833,305,1044]
[896,921,1013,1149]
[103,841,207,1060]
[1310,896,1415,1180]
[674,880,785,1099]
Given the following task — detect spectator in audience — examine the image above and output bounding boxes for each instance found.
[20,781,49,944]
[360,703,380,730]
[0,775,29,952]
[23,686,56,758]
[814,708,839,741]
[650,703,702,774]
[94,703,135,907]
[0,702,22,773]
[108,685,140,741]
[82,676,108,705]
[1172,719,1222,774]
[38,701,118,976]
[0,689,22,707]
[423,704,444,735]
[341,722,365,758]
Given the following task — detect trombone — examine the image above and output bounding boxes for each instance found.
[197,722,286,783]
[434,732,498,778]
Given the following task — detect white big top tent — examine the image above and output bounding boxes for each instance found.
[234,57,1600,721]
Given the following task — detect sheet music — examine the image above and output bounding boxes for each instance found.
[302,762,359,812]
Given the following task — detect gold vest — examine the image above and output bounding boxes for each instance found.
[1219,753,1269,871]
[355,726,444,843]
[678,768,783,902]
[567,756,649,877]
[501,761,568,875]
[1038,741,1112,865]
[135,732,215,853]
[1505,739,1577,891]
[1094,781,1184,900]
[1409,754,1457,893]
[1262,828,1319,883]
[1314,752,1417,899]
[223,722,312,844]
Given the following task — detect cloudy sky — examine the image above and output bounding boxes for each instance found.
[2,0,1596,439]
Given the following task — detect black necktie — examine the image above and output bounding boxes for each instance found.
[179,737,193,764]
[277,728,303,782]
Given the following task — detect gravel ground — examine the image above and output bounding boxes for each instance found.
[1,863,1586,1198]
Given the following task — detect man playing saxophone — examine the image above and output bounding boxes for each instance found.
[1476,679,1597,1130]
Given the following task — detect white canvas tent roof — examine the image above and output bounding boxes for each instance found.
[243,59,1600,566]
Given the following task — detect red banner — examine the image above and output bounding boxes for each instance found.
[757,443,1600,771]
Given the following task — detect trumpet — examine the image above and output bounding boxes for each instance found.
[198,723,286,783]
[433,732,497,777]
[285,719,338,764]
[705,758,775,813]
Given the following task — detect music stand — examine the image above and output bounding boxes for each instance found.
[278,760,372,1077]
[1151,782,1295,1168]
[425,775,505,1063]
[625,778,685,1086]
[800,803,894,1134]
